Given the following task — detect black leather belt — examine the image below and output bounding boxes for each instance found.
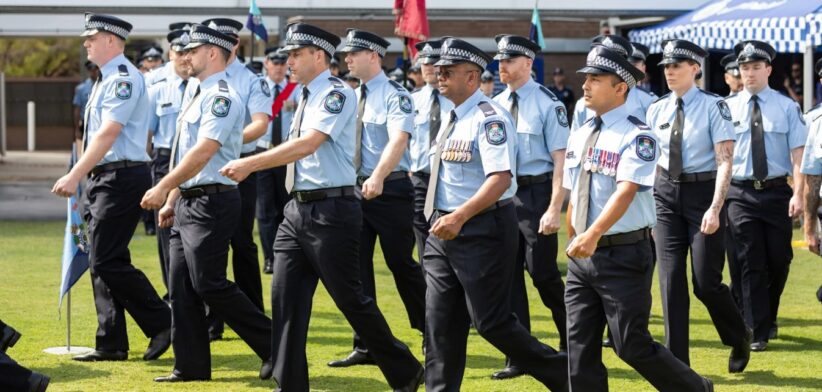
[597,228,651,248]
[731,176,788,191]
[357,171,408,186]
[179,183,237,199]
[240,151,257,158]
[661,168,717,183]
[155,148,171,157]
[437,198,513,216]
[90,160,148,176]
[292,186,356,203]
[517,172,552,187]
[411,172,430,181]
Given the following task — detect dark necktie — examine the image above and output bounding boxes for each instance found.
[353,84,367,171]
[424,110,457,220]
[170,86,201,171]
[82,73,103,151]
[668,97,685,179]
[510,91,519,127]
[285,87,309,193]
[271,83,282,146]
[573,117,602,236]
[750,95,768,181]
[429,88,441,145]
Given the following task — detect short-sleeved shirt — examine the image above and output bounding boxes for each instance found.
[563,104,658,235]
[431,88,517,212]
[175,71,243,189]
[147,71,188,149]
[410,84,454,173]
[357,72,415,177]
[225,58,273,154]
[646,86,736,173]
[494,79,569,176]
[258,78,300,147]
[571,87,655,131]
[290,70,358,191]
[143,62,171,87]
[724,86,807,180]
[84,53,151,165]
[800,111,822,180]
[73,78,93,109]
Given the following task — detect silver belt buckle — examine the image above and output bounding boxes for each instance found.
[753,180,764,190]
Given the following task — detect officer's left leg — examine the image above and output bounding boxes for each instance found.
[256,166,277,271]
[231,171,263,310]
[565,255,608,391]
[762,185,793,339]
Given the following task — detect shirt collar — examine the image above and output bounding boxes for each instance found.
[673,85,699,106]
[225,57,244,77]
[453,88,486,121]
[99,53,128,78]
[363,71,388,91]
[511,79,538,99]
[739,85,772,103]
[305,69,332,95]
[599,103,629,129]
[199,71,227,90]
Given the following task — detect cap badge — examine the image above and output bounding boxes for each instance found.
[743,43,756,56]
[664,41,675,56]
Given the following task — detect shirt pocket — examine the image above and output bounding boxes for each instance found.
[362,111,387,147]
[157,103,180,118]
[516,121,541,156]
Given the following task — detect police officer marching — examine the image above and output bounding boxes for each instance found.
[219,23,424,392]
[490,34,569,380]
[422,36,568,391]
[646,39,752,372]
[564,45,714,391]
[52,12,172,363]
[721,53,744,95]
[328,28,426,368]
[724,40,807,352]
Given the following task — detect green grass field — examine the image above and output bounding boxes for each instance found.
[0,219,820,391]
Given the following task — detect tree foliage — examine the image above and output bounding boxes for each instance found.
[0,38,85,77]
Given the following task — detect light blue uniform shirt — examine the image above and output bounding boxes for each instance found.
[225,58,273,154]
[410,84,454,173]
[724,86,807,180]
[143,62,171,86]
[646,86,736,173]
[147,71,188,149]
[494,79,569,176]
[73,78,93,109]
[84,53,150,165]
[291,70,358,191]
[258,78,299,147]
[357,72,415,177]
[571,87,655,131]
[431,89,517,212]
[799,110,822,180]
[175,71,243,189]
[563,104,658,235]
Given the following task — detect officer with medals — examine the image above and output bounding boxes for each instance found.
[52,13,172,363]
[564,45,714,391]
[328,28,426,368]
[724,40,807,352]
[490,34,569,381]
[257,47,299,275]
[219,23,424,392]
[200,18,273,341]
[647,39,752,372]
[145,28,192,296]
[423,37,568,391]
[409,39,454,263]
[140,24,273,382]
[571,35,655,131]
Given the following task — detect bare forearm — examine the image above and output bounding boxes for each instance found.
[69,122,122,177]
[452,172,511,222]
[805,174,821,234]
[709,141,734,212]
[792,147,806,197]
[548,150,566,212]
[371,132,409,180]
[586,182,639,237]
[242,135,319,173]
[241,115,269,144]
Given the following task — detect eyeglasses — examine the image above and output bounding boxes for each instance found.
[436,69,479,79]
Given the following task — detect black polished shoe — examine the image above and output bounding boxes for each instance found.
[73,350,127,362]
[327,350,375,367]
[263,259,273,274]
[729,328,753,373]
[702,376,714,392]
[491,366,525,380]
[144,328,171,360]
[0,324,21,353]
[750,341,768,352]
[394,365,424,392]
[26,371,49,392]
[768,324,778,340]
[154,374,210,382]
[260,359,273,380]
[602,337,613,348]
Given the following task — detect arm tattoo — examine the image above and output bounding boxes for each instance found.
[709,141,734,212]
[804,174,822,233]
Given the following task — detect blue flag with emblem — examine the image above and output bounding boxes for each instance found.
[246,0,268,41]
[58,145,89,309]
[529,5,545,49]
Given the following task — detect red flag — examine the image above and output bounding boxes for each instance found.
[393,0,429,58]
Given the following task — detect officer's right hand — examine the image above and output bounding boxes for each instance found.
[805,231,820,255]
[158,205,175,228]
[566,231,598,259]
[52,173,81,198]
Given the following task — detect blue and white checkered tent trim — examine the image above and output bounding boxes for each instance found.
[628,0,822,54]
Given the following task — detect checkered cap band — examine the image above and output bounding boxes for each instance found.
[499,43,535,59]
[190,31,234,52]
[442,47,488,69]
[664,47,703,62]
[87,20,129,39]
[207,22,239,36]
[288,32,336,55]
[587,53,637,88]
[346,37,386,57]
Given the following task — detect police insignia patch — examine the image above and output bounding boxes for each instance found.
[260,79,271,97]
[114,81,132,99]
[556,106,569,128]
[485,121,506,145]
[636,135,656,161]
[324,91,345,114]
[399,95,412,114]
[717,100,732,121]
[211,96,231,117]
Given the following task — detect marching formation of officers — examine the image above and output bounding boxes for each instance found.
[36,9,818,392]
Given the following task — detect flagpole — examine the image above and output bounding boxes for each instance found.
[67,289,71,352]
[403,37,410,89]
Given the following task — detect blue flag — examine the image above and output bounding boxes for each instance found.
[529,7,545,49]
[58,146,89,309]
[246,0,268,41]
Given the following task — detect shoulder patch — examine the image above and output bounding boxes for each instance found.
[555,106,569,128]
[797,105,806,126]
[114,81,132,99]
[218,79,229,93]
[485,121,507,145]
[477,101,497,117]
[324,90,346,114]
[635,135,656,161]
[388,79,407,92]
[398,95,413,114]
[716,100,732,121]
[328,77,344,88]
[539,85,559,101]
[211,96,232,117]
[699,88,721,98]
[652,92,671,105]
[260,79,271,97]
[627,115,651,130]
[118,64,129,77]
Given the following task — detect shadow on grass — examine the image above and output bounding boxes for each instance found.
[710,370,822,389]
[35,361,111,382]
[310,375,389,392]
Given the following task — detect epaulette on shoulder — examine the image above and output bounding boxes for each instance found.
[699,88,721,98]
[652,92,671,105]
[627,115,651,130]
[245,64,259,75]
[539,85,559,101]
[328,77,344,88]
[813,111,822,122]
[118,64,129,77]
[477,101,497,117]
[388,79,407,92]
[218,80,229,93]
